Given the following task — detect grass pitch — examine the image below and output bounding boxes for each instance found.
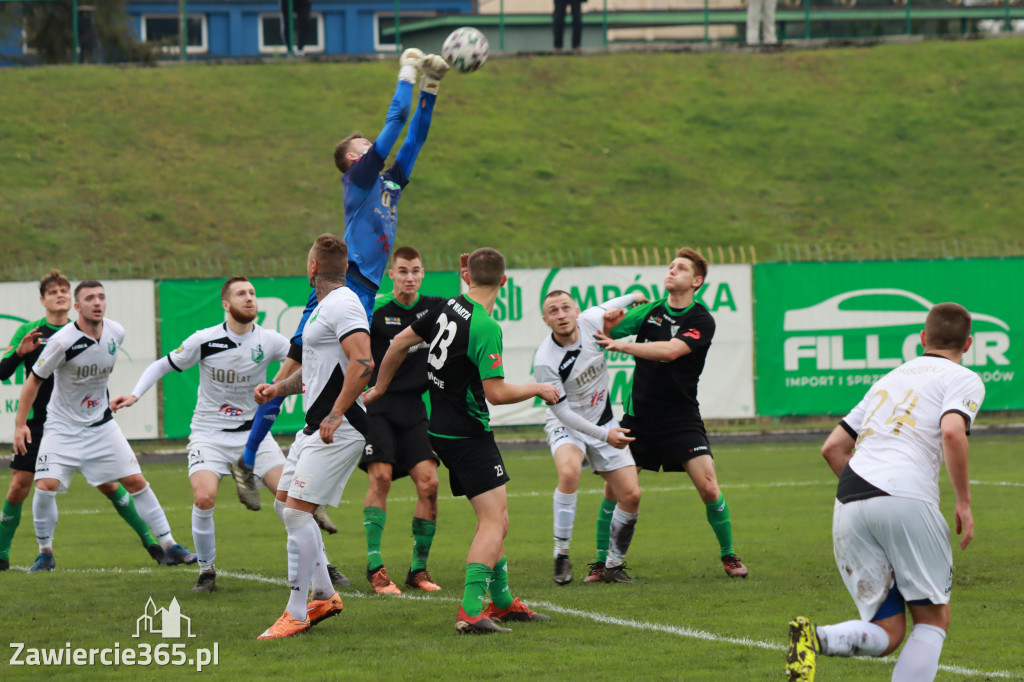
[1,436,1021,680]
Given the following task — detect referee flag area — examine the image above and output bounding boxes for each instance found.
[1,438,1021,680]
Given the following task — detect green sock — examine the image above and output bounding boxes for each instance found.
[595,497,616,563]
[489,556,514,610]
[461,562,493,617]
[0,499,23,560]
[410,517,436,572]
[363,506,386,571]
[107,485,156,546]
[705,494,734,557]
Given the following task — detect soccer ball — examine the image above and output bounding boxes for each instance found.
[441,27,489,73]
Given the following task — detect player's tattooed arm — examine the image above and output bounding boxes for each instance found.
[255,369,303,404]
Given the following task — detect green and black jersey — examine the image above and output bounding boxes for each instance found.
[0,318,65,428]
[610,298,715,429]
[369,292,446,396]
[410,294,504,439]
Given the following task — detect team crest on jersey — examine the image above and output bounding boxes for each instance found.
[489,353,503,369]
[108,340,117,355]
[384,316,402,326]
[252,344,264,363]
[962,397,978,412]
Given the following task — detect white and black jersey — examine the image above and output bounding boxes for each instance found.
[31,319,125,429]
[166,323,290,439]
[301,286,370,439]
[839,354,985,507]
[533,306,615,437]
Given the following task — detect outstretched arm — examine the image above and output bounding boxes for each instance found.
[394,54,449,179]
[594,332,691,362]
[111,356,174,411]
[482,377,559,406]
[362,325,423,405]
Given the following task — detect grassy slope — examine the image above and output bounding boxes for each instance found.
[2,39,1023,274]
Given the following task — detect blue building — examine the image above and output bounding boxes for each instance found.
[1,0,473,61]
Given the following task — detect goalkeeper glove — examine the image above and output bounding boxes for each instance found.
[398,48,425,84]
[418,54,449,96]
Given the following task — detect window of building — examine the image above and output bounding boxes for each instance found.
[140,15,208,55]
[259,12,324,54]
[374,12,435,52]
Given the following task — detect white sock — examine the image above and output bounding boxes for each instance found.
[606,506,638,569]
[191,505,216,572]
[32,489,58,552]
[553,488,577,557]
[283,508,319,621]
[131,484,176,549]
[273,499,287,524]
[818,620,889,657]
[310,530,334,600]
[891,624,945,682]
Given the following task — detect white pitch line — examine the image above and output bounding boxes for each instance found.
[6,566,1020,679]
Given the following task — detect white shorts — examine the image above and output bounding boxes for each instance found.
[34,420,142,492]
[832,496,953,621]
[280,429,364,508]
[187,431,286,480]
[545,418,635,474]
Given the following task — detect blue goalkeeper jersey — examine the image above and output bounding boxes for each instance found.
[342,145,410,288]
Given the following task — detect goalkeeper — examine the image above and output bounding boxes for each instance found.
[230,49,449,513]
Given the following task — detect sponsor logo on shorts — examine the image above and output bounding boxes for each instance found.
[291,475,311,490]
[688,445,709,454]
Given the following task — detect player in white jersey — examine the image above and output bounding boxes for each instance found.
[13,281,196,573]
[787,302,985,682]
[111,277,291,593]
[254,234,373,640]
[534,290,644,585]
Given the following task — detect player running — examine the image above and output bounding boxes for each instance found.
[365,248,559,635]
[595,248,748,579]
[359,246,447,594]
[255,235,371,640]
[13,280,196,572]
[786,303,984,682]
[111,277,291,593]
[1,271,166,570]
[231,48,450,510]
[534,290,645,585]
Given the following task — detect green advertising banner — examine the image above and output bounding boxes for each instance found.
[158,273,459,438]
[754,259,1023,416]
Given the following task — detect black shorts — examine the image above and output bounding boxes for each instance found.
[9,425,43,472]
[359,393,437,480]
[621,416,713,472]
[429,432,509,499]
